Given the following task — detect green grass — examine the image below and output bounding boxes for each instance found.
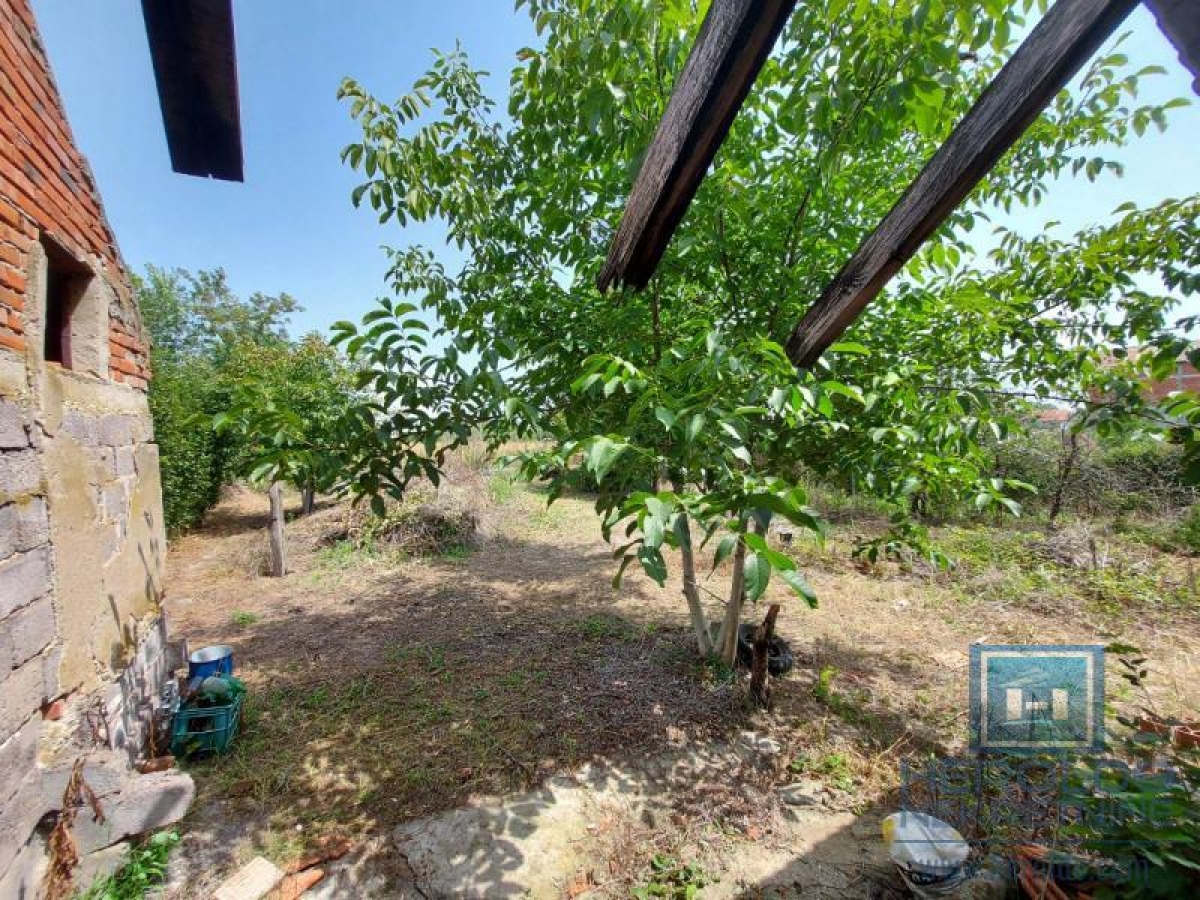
[812,665,880,733]
[488,473,517,504]
[938,524,1195,615]
[497,668,548,689]
[316,539,383,570]
[231,610,259,628]
[527,503,571,531]
[789,750,856,790]
[75,831,179,899]
[574,614,639,641]
[184,648,568,849]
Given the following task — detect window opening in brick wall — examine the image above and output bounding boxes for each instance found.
[41,235,93,369]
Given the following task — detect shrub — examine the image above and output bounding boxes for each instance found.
[1174,504,1200,555]
[149,359,233,533]
[993,430,1194,521]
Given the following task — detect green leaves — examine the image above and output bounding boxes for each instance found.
[711,534,738,573]
[642,513,665,550]
[743,552,770,602]
[330,0,1195,649]
[584,435,628,484]
[741,528,819,605]
[779,569,818,608]
[637,545,667,586]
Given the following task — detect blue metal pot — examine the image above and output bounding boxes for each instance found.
[188,645,234,679]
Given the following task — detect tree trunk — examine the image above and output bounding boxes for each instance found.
[717,533,748,666]
[717,518,768,666]
[750,603,781,707]
[675,510,713,656]
[267,481,287,576]
[300,483,316,516]
[1048,428,1080,527]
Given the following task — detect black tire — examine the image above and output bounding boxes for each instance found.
[736,624,795,677]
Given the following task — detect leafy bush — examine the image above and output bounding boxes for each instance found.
[136,265,355,532]
[149,359,231,533]
[1064,646,1200,898]
[994,430,1194,521]
[1098,438,1194,512]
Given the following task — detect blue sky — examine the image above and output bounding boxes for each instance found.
[33,0,536,337]
[33,2,1200,338]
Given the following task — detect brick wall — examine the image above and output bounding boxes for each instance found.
[1144,359,1200,401]
[0,0,149,386]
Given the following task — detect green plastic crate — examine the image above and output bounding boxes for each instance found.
[171,694,242,757]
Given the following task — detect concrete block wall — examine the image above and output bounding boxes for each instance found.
[1,0,189,894]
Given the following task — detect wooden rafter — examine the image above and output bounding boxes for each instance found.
[141,0,244,182]
[784,0,1139,368]
[1145,0,1200,93]
[597,0,798,292]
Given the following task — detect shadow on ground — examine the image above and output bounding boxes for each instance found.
[165,489,951,898]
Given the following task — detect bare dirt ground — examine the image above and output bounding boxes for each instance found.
[161,471,1200,898]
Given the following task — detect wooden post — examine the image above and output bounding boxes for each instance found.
[267,481,287,576]
[750,603,781,706]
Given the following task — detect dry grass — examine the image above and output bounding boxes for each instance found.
[164,470,1200,890]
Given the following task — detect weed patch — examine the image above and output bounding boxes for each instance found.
[575,614,639,641]
[231,610,259,628]
[488,473,516,504]
[76,831,179,900]
[631,855,711,899]
[812,666,881,734]
[940,524,1197,617]
[789,750,855,790]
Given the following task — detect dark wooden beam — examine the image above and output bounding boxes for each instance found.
[784,0,1138,369]
[1145,0,1200,94]
[141,0,243,181]
[597,0,797,292]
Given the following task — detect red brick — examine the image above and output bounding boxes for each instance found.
[0,265,24,291]
[0,0,142,379]
[0,242,22,266]
[110,356,140,376]
[111,332,145,353]
[7,0,36,33]
[0,30,121,274]
[0,331,25,352]
[1,288,25,311]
